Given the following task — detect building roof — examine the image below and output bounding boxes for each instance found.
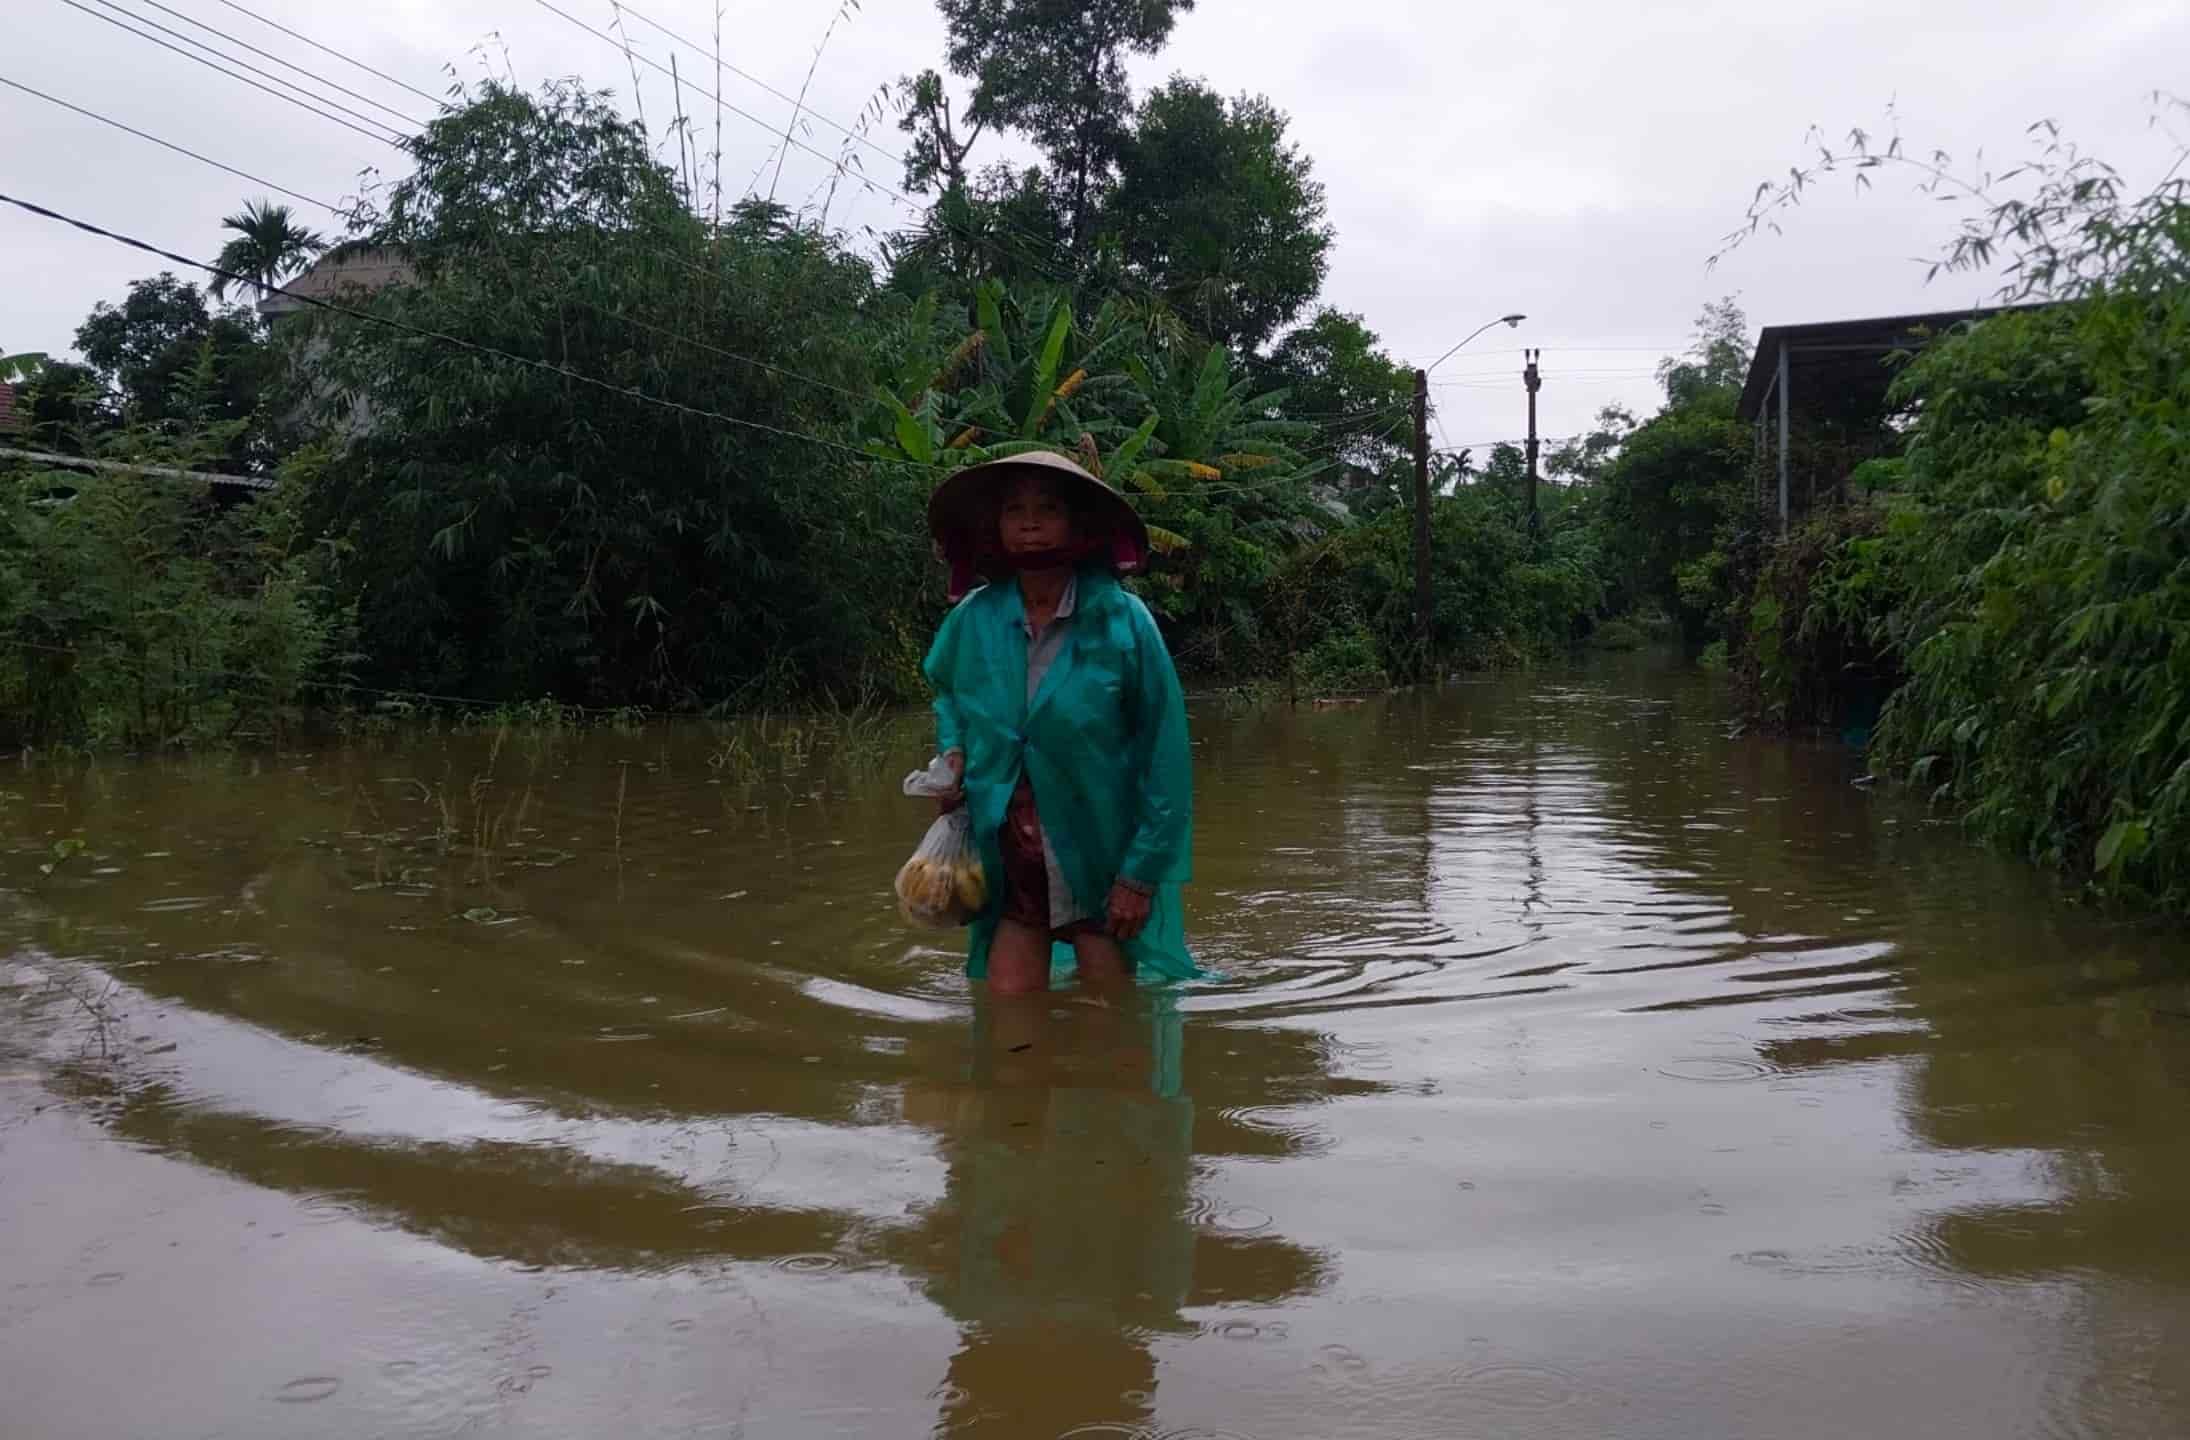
[1736,303,2054,422]
[258,246,416,320]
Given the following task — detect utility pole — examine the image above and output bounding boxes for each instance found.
[1523,348,1542,539]
[1412,366,1433,673]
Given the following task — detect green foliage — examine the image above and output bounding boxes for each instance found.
[895,68,984,195]
[890,9,1328,361]
[7,67,1626,749]
[885,162,1074,300]
[1722,102,2190,911]
[1109,78,1331,352]
[1655,296,1751,406]
[1294,618,1385,694]
[208,199,326,304]
[0,424,341,749]
[1272,482,1600,682]
[1,348,48,384]
[288,82,920,709]
[74,274,271,469]
[1261,308,1412,479]
[932,0,1195,246]
[16,362,115,453]
[1589,617,1645,651]
[1588,384,1753,631]
[1867,284,2190,908]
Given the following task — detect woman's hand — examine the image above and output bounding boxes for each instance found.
[1105,881,1152,941]
[937,750,966,815]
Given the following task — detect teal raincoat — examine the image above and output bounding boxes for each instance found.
[923,567,1197,981]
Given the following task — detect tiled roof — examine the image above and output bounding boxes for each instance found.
[258,247,417,318]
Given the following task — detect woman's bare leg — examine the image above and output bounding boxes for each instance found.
[1070,931,1134,994]
[987,918,1052,995]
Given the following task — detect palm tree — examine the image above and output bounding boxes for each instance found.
[209,199,328,304]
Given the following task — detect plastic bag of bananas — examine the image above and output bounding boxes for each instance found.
[896,754,987,928]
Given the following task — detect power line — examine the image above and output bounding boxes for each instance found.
[1437,366,1660,378]
[104,0,425,128]
[529,0,1139,309]
[2,186,1499,519]
[614,0,905,177]
[77,0,417,137]
[1399,344,1685,362]
[0,79,887,412]
[212,0,450,112]
[0,74,357,218]
[0,190,910,466]
[0,77,1290,453]
[51,0,404,148]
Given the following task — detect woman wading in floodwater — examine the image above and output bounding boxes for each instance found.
[922,451,1197,994]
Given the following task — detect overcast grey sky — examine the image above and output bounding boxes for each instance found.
[4,0,2184,446]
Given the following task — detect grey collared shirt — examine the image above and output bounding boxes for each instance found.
[1019,575,1085,927]
[1022,572,1078,702]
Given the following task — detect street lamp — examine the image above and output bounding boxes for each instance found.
[1424,313,1527,376]
[1411,313,1526,675]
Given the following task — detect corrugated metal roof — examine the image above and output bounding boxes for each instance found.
[1735,303,2056,421]
[0,444,273,489]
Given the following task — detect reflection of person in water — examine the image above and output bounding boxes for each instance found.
[899,993,1194,1437]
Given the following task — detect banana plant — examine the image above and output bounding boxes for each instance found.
[1,348,48,384]
[1120,342,1320,499]
[864,286,1188,552]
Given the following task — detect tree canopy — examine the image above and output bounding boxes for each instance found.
[932,0,1194,250]
[1108,78,1330,352]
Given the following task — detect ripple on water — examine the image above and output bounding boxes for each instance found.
[1189,1200,1274,1234]
[773,1253,842,1275]
[1733,1237,1997,1294]
[1219,1105,1335,1158]
[296,1193,355,1226]
[1449,1362,1582,1412]
[139,896,218,913]
[1655,1057,1778,1082]
[1316,1344,1370,1376]
[273,1376,342,1404]
[1204,1318,1290,1343]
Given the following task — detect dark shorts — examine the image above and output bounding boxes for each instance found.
[997,777,1105,942]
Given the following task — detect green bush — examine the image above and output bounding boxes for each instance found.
[1588,617,1645,651]
[1294,619,1386,694]
[1866,286,2190,909]
[0,452,341,749]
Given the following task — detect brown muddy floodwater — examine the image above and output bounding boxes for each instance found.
[4,653,2189,1439]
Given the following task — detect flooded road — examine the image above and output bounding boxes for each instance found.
[5,653,2189,1439]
